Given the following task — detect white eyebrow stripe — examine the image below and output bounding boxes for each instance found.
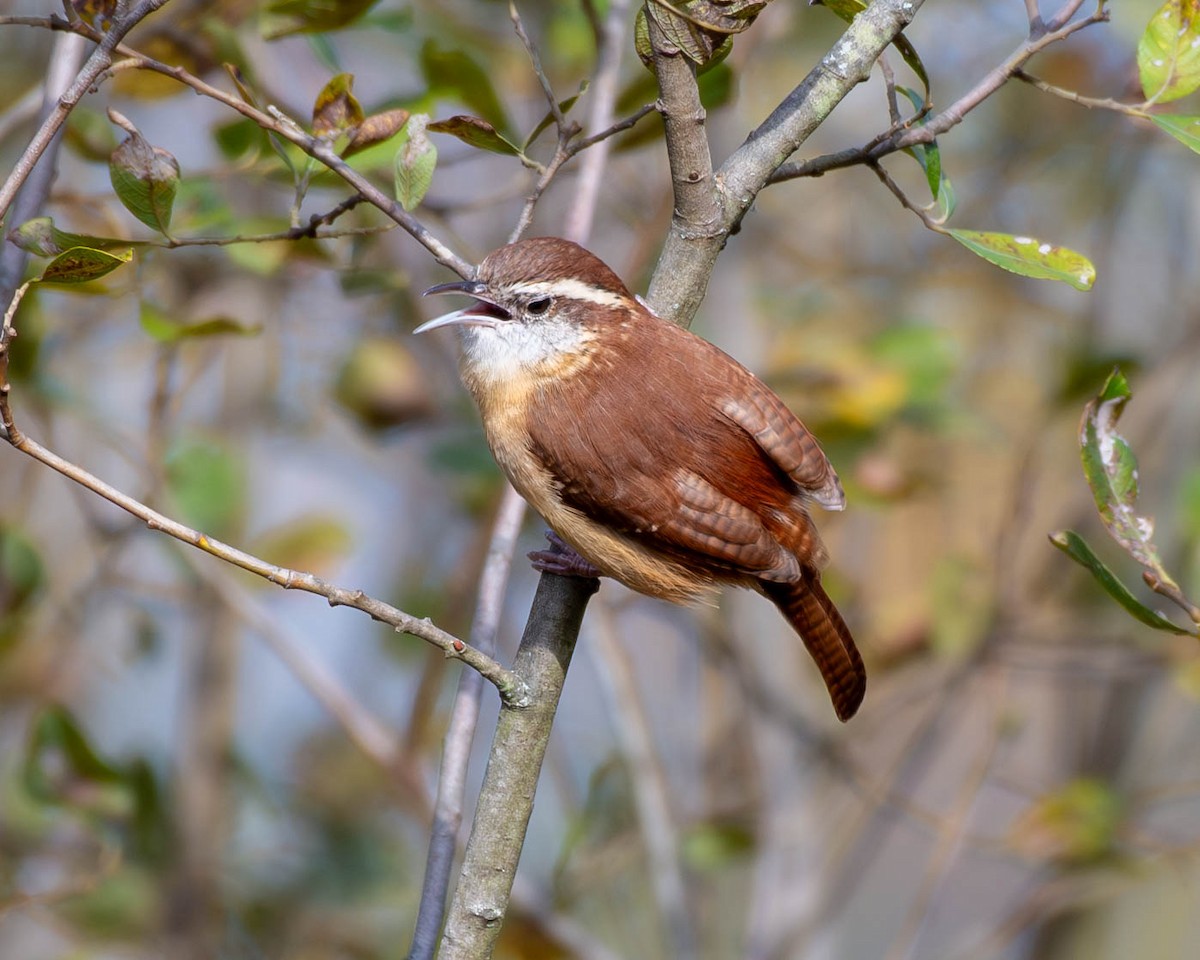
[507,279,628,307]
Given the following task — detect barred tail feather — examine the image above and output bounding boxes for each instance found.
[761,575,865,721]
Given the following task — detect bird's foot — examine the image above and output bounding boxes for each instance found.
[528,530,602,580]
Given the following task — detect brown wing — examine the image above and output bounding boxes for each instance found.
[526,315,830,582]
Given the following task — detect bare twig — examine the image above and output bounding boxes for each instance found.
[648,0,928,325]
[0,14,472,277]
[188,553,401,768]
[0,32,87,322]
[0,412,526,703]
[510,1,571,134]
[1014,69,1149,117]
[867,159,948,231]
[409,486,526,960]
[564,0,636,243]
[769,4,1109,186]
[0,2,172,222]
[589,599,697,960]
[437,572,599,960]
[1142,572,1200,627]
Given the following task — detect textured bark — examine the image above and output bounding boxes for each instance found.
[437,572,598,960]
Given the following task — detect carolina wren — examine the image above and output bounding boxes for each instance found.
[416,237,865,720]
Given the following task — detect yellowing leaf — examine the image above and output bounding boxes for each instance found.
[36,246,132,284]
[948,230,1095,290]
[428,116,520,156]
[1137,0,1200,103]
[343,108,409,158]
[312,73,363,138]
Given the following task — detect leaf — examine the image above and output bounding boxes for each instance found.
[394,115,437,212]
[24,706,125,807]
[420,41,512,137]
[948,230,1095,290]
[1078,369,1166,571]
[0,524,44,617]
[166,439,246,538]
[67,0,118,27]
[139,303,261,343]
[261,0,382,39]
[1050,531,1194,635]
[343,108,410,158]
[35,246,133,284]
[1009,779,1122,865]
[64,106,118,162]
[638,0,764,68]
[312,72,364,138]
[1137,0,1200,103]
[11,217,132,258]
[428,115,521,156]
[1151,114,1200,153]
[107,110,180,234]
[524,82,588,151]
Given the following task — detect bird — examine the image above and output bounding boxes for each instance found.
[416,236,865,721]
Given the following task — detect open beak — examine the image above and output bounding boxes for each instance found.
[415,279,508,334]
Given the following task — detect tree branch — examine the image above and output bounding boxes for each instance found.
[0,1,173,222]
[437,572,599,960]
[647,0,928,325]
[769,3,1109,184]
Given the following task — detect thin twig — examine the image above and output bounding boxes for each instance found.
[1014,69,1150,117]
[0,14,472,277]
[510,1,570,133]
[0,2,172,221]
[768,4,1110,185]
[589,599,697,960]
[563,0,635,243]
[0,414,526,703]
[408,486,526,960]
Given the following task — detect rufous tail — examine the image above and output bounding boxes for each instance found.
[761,574,866,721]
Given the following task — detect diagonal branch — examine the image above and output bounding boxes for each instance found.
[647,0,928,325]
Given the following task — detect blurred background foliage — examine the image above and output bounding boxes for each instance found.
[1,0,1200,958]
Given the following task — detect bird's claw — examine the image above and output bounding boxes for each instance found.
[528,530,602,580]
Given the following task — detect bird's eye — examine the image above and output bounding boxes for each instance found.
[526,296,552,317]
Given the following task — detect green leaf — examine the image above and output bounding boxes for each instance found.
[260,0,382,39]
[166,439,246,538]
[1151,114,1200,153]
[1050,530,1194,635]
[311,72,363,137]
[394,115,437,212]
[428,115,521,156]
[420,41,512,137]
[1137,0,1200,103]
[35,246,133,284]
[948,230,1095,290]
[64,106,119,162]
[1078,369,1165,569]
[524,82,588,151]
[24,706,125,807]
[11,217,132,258]
[108,111,180,234]
[139,303,261,343]
[0,524,44,615]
